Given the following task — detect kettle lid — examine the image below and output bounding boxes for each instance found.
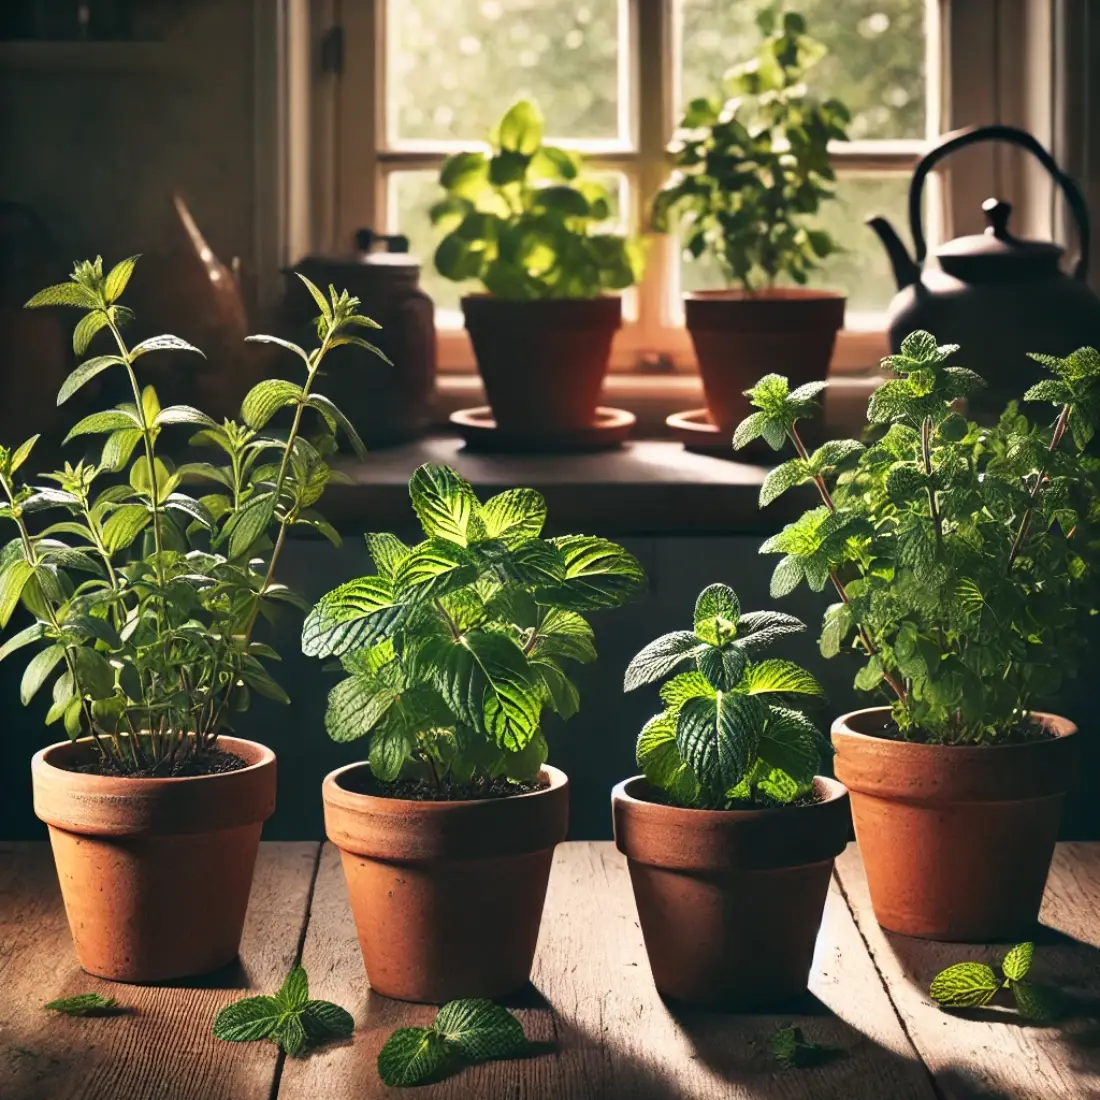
[936,198,1062,279]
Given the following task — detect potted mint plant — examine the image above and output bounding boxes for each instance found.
[612,583,848,1008]
[12,257,382,981]
[734,332,1099,941]
[432,99,645,441]
[651,10,849,438]
[302,463,644,1003]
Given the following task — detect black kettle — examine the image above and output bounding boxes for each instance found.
[868,124,1100,416]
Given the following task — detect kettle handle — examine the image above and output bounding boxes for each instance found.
[910,123,1090,281]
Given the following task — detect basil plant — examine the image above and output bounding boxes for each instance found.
[652,9,850,291]
[431,99,645,299]
[735,331,1100,744]
[0,256,385,773]
[302,464,645,787]
[624,583,828,808]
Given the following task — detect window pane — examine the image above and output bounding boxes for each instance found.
[387,168,630,327]
[386,0,626,145]
[678,173,910,322]
[678,1,926,140]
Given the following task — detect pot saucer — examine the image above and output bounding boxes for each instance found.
[450,406,635,453]
[666,408,773,464]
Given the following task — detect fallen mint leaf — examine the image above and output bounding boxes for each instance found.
[44,993,118,1017]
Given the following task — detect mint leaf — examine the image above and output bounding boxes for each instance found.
[212,996,284,1042]
[277,966,309,1010]
[378,1027,449,1087]
[929,962,1000,1009]
[1010,981,1063,1022]
[1001,942,1034,983]
[301,999,355,1041]
[274,1013,308,1058]
[772,1024,838,1069]
[434,999,527,1061]
[44,993,119,1017]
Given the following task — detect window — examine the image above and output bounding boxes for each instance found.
[322,1,1055,376]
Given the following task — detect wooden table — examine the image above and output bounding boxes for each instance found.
[2,841,1098,1100]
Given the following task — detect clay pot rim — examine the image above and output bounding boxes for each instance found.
[323,761,568,813]
[461,292,624,305]
[831,706,1078,752]
[33,734,275,787]
[684,288,846,303]
[612,774,847,820]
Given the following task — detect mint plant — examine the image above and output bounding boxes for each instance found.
[735,331,1100,744]
[432,99,644,299]
[213,966,354,1057]
[652,10,849,291]
[623,582,828,808]
[303,464,644,787]
[1,257,383,773]
[44,993,119,1017]
[771,1024,839,1069]
[377,999,527,1088]
[930,942,1062,1021]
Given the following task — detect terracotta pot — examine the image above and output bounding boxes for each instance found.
[31,736,276,982]
[461,295,621,436]
[611,775,850,1009]
[323,763,569,1004]
[685,289,845,436]
[832,707,1078,941]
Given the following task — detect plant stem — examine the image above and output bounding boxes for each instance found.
[921,416,944,550]
[1007,402,1071,568]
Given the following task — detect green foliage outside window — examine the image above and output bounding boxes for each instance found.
[431,100,645,300]
[302,464,645,786]
[735,331,1100,743]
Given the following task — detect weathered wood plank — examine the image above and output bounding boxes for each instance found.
[279,841,935,1099]
[836,841,1100,1100]
[0,841,320,1100]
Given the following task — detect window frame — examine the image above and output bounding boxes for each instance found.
[284,0,1073,381]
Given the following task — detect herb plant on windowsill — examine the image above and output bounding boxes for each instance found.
[305,462,645,1003]
[610,581,850,1009]
[20,256,387,983]
[734,330,1100,941]
[650,9,850,437]
[431,99,646,440]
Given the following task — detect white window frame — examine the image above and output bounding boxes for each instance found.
[270,0,1079,388]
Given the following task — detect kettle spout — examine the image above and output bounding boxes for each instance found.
[867,216,920,291]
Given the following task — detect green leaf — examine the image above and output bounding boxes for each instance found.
[101,429,143,472]
[64,408,142,442]
[296,272,333,322]
[696,642,747,692]
[301,575,403,658]
[454,631,541,751]
[409,464,478,546]
[325,675,399,742]
[44,993,118,1017]
[532,657,580,718]
[624,631,705,692]
[659,670,715,710]
[369,721,412,781]
[243,334,311,366]
[155,405,218,430]
[277,967,310,1010]
[480,488,547,547]
[529,608,596,664]
[693,583,740,644]
[103,255,138,302]
[772,1025,837,1070]
[365,533,410,579]
[741,659,823,696]
[1001,942,1034,982]
[242,379,303,430]
[212,996,284,1042]
[101,504,151,553]
[130,334,204,359]
[56,355,127,406]
[71,646,115,699]
[1010,981,1062,1022]
[497,99,544,155]
[394,538,478,602]
[929,962,1000,1008]
[760,458,810,507]
[0,560,34,628]
[377,1027,448,1088]
[225,492,276,559]
[273,1014,308,1057]
[637,711,698,804]
[26,282,100,309]
[434,999,527,1061]
[676,692,765,793]
[9,434,39,474]
[301,1000,355,1042]
[756,707,823,791]
[440,151,490,198]
[0,622,45,663]
[535,535,645,610]
[306,394,366,458]
[72,310,110,357]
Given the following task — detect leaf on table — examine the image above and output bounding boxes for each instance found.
[44,993,120,1017]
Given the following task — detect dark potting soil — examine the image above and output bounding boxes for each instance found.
[865,716,1057,746]
[69,748,248,779]
[637,784,823,812]
[342,771,550,802]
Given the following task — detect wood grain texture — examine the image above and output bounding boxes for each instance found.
[0,841,320,1100]
[279,841,936,1099]
[836,841,1100,1100]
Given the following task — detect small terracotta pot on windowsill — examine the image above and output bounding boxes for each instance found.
[832,707,1078,942]
[685,288,846,439]
[461,295,621,438]
[611,775,850,1009]
[323,762,569,1004]
[31,735,276,983]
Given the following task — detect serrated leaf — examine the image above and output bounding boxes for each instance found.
[529,608,596,664]
[394,538,478,602]
[274,1013,308,1057]
[532,657,580,718]
[101,504,151,553]
[535,535,645,611]
[637,711,699,804]
[677,692,764,793]
[760,458,810,507]
[454,631,541,751]
[377,1027,449,1088]
[1001,942,1034,982]
[213,996,284,1042]
[301,575,403,658]
[242,379,303,430]
[624,630,705,691]
[277,967,310,1010]
[929,962,1000,1008]
[130,334,204,359]
[434,999,527,1061]
[693,582,740,644]
[659,670,715,710]
[369,721,412,781]
[57,355,126,406]
[155,405,218,429]
[772,1025,836,1069]
[757,707,823,790]
[365,532,410,579]
[224,492,276,559]
[26,282,100,309]
[741,659,823,696]
[101,429,143,471]
[301,999,355,1041]
[1010,980,1062,1022]
[325,675,399,742]
[480,488,547,547]
[409,463,478,545]
[769,554,805,598]
[696,641,748,692]
[65,408,142,442]
[44,993,118,1016]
